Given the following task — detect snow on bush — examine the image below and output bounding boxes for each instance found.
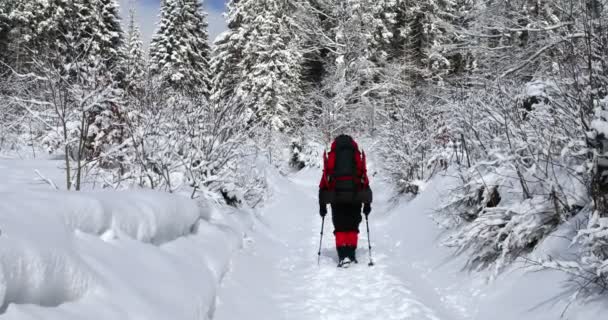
[378,92,456,196]
[289,136,323,170]
[0,190,249,319]
[540,98,608,297]
[1,190,206,244]
[0,201,94,313]
[434,82,589,272]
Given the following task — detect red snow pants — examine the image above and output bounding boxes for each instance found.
[335,231,359,247]
[331,202,362,248]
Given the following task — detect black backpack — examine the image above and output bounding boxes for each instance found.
[323,135,362,204]
[332,135,358,195]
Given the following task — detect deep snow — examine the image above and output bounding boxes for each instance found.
[2,155,608,319]
[0,157,252,319]
[214,167,608,320]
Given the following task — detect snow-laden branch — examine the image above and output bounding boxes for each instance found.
[34,169,59,190]
[452,22,573,39]
[481,22,574,33]
[10,97,57,129]
[500,33,585,78]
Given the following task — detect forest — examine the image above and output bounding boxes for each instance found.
[2,0,608,316]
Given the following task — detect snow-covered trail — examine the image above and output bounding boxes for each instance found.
[212,168,460,320]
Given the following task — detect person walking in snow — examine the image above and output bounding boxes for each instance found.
[319,135,372,268]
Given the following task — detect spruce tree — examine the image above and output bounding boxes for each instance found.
[392,0,477,82]
[310,0,393,130]
[149,0,211,96]
[0,1,11,74]
[124,7,146,96]
[211,0,302,132]
[3,0,56,72]
[209,0,246,110]
[91,0,125,76]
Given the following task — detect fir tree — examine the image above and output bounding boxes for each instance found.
[211,0,303,132]
[310,0,394,131]
[209,0,246,110]
[392,0,477,82]
[3,0,56,72]
[0,1,11,74]
[149,0,211,96]
[5,0,123,75]
[91,0,125,76]
[124,7,146,96]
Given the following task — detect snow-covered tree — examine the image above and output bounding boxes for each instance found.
[149,0,211,96]
[208,0,241,113]
[388,0,479,82]
[0,1,11,73]
[123,7,146,96]
[94,0,124,61]
[303,0,397,136]
[211,0,303,132]
[238,0,302,131]
[0,0,53,72]
[2,0,129,187]
[0,0,123,77]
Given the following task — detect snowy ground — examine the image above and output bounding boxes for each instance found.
[0,156,253,320]
[213,168,447,320]
[214,167,608,320]
[2,155,608,319]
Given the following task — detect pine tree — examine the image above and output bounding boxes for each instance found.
[90,0,125,77]
[237,0,302,131]
[149,0,211,96]
[209,0,246,110]
[0,1,11,74]
[211,0,303,132]
[82,0,126,162]
[124,7,146,96]
[396,0,456,82]
[297,0,332,87]
[5,0,122,74]
[2,0,55,72]
[4,0,127,166]
[309,0,394,132]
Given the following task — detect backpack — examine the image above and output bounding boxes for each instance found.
[319,135,372,205]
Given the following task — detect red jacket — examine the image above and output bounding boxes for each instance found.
[319,139,370,191]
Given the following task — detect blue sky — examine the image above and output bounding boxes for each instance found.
[119,0,228,46]
[208,0,227,11]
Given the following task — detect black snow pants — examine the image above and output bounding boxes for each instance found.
[331,203,363,233]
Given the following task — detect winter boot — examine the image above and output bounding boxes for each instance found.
[347,246,358,264]
[336,246,345,261]
[337,246,351,268]
[338,257,352,268]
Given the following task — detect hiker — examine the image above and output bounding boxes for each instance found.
[319,134,372,267]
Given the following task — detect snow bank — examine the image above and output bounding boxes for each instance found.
[379,171,608,320]
[3,190,205,244]
[0,190,252,319]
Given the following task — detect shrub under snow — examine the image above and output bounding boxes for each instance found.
[434,82,588,273]
[0,189,250,319]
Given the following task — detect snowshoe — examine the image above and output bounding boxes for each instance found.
[337,257,352,268]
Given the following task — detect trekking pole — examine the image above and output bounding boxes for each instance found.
[365,215,374,267]
[318,216,325,266]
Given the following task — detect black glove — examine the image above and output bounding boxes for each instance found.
[363,203,371,216]
[320,205,328,217]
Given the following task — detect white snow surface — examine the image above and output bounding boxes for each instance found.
[213,167,608,320]
[0,157,252,319]
[2,155,608,319]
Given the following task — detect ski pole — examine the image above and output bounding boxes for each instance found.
[318,216,325,266]
[365,215,374,266]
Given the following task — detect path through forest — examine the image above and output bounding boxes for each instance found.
[212,168,464,320]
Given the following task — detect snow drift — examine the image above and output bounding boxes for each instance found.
[0,190,252,319]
